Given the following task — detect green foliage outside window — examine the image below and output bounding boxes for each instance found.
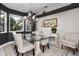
[10,17,22,31]
[0,16,4,32]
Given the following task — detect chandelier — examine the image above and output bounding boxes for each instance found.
[24,3,37,22]
[27,11,36,21]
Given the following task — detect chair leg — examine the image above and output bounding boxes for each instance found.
[47,43,49,49]
[22,53,24,56]
[73,49,75,55]
[33,48,35,56]
[76,48,78,52]
[17,52,19,56]
[43,46,44,53]
[61,44,63,49]
[16,48,18,53]
[14,45,18,54]
[14,45,16,50]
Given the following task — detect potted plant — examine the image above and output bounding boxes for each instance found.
[51,27,57,33]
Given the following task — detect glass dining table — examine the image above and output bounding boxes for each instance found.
[16,31,58,55]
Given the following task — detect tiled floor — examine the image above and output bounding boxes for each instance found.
[16,37,79,56]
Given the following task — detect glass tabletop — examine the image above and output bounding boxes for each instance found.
[31,34,54,42]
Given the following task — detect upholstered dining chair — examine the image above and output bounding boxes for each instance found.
[40,30,50,53]
[40,39,49,53]
[12,32,35,56]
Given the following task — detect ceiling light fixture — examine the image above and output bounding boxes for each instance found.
[26,3,36,21]
[23,3,38,30]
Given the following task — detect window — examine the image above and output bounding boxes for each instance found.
[0,10,7,32]
[9,14,23,31]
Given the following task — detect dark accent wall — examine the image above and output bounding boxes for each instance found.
[37,3,79,18]
[0,3,7,12]
[0,33,14,45]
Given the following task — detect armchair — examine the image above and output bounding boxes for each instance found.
[61,33,79,55]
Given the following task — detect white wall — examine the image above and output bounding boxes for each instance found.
[37,8,79,35]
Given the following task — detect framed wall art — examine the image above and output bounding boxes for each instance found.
[43,19,51,27]
[43,18,58,27]
[51,18,58,27]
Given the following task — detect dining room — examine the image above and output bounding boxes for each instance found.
[0,3,79,56]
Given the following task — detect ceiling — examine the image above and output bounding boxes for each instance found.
[2,3,71,15]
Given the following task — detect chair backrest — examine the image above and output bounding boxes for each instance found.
[12,32,23,52]
[63,33,79,44]
[41,28,52,37]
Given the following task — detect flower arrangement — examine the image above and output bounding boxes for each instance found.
[51,26,57,33]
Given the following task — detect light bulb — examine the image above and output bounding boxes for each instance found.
[28,12,32,16]
[36,18,38,21]
[24,16,27,19]
[32,15,36,19]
